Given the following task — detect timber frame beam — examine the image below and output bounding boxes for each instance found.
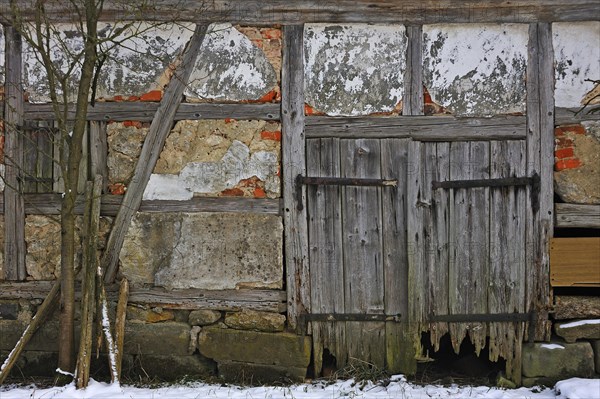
[0,1,598,24]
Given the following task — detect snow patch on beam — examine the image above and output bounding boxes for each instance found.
[423,24,528,116]
[553,21,600,108]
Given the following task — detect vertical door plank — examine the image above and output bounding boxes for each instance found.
[341,138,385,367]
[381,138,413,373]
[38,122,54,193]
[307,138,345,374]
[3,25,26,280]
[282,25,310,330]
[489,140,526,384]
[429,142,450,349]
[448,141,490,354]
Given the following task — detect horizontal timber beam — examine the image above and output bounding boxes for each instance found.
[0,194,282,216]
[24,102,281,122]
[305,115,527,141]
[555,107,600,125]
[0,280,287,313]
[1,1,597,24]
[555,203,600,229]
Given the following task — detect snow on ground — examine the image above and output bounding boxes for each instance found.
[1,377,598,399]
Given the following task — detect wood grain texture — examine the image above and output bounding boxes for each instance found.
[555,203,600,229]
[550,238,600,287]
[403,25,423,117]
[555,107,600,125]
[448,141,490,354]
[341,138,385,368]
[526,22,554,341]
[24,102,280,122]
[3,25,26,281]
[281,25,310,330]
[307,138,347,373]
[305,115,526,140]
[89,122,108,193]
[2,1,598,23]
[0,281,287,312]
[488,140,527,383]
[101,25,208,283]
[0,194,282,216]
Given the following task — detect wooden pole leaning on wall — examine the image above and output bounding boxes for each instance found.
[114,278,129,380]
[101,24,208,283]
[75,175,102,389]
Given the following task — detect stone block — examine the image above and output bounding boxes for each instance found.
[555,319,600,343]
[522,376,556,388]
[198,328,311,369]
[592,340,600,373]
[522,342,595,381]
[0,320,70,352]
[120,212,283,290]
[130,354,216,381]
[0,350,58,377]
[224,310,285,332]
[124,321,190,356]
[126,305,175,323]
[0,302,19,320]
[189,310,221,326]
[218,361,306,384]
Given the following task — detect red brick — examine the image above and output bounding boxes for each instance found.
[253,187,267,198]
[554,147,574,159]
[261,28,282,40]
[555,127,565,137]
[140,90,163,102]
[238,177,260,188]
[561,124,586,135]
[114,95,124,102]
[555,137,574,148]
[261,130,281,141]
[108,183,126,195]
[304,103,323,116]
[555,158,582,171]
[123,120,143,128]
[423,89,433,104]
[127,95,140,101]
[225,118,236,124]
[257,90,277,103]
[221,188,244,196]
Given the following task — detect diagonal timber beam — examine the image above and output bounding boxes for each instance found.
[101,24,208,283]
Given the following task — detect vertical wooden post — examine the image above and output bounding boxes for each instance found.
[389,24,423,376]
[3,25,26,281]
[282,25,310,331]
[526,22,554,342]
[89,121,108,193]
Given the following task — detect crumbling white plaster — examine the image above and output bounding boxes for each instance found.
[553,22,600,108]
[423,24,528,116]
[22,22,193,102]
[304,24,406,116]
[143,140,279,200]
[185,23,277,101]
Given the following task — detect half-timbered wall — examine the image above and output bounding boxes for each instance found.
[0,6,599,383]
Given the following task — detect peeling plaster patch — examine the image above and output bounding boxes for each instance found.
[22,22,192,102]
[553,22,600,108]
[144,140,279,200]
[0,25,5,85]
[304,24,406,116]
[423,24,528,116]
[144,174,193,201]
[186,23,277,101]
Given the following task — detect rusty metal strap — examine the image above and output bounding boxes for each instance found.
[303,313,401,322]
[432,176,533,190]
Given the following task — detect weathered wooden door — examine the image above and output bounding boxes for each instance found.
[305,137,412,374]
[407,139,532,381]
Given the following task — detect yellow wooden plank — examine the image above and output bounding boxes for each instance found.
[550,238,600,287]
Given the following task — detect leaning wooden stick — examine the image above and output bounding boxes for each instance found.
[0,279,60,384]
[115,278,129,380]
